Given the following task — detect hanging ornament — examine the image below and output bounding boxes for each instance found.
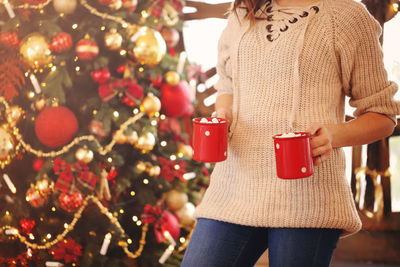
[0,32,19,47]
[91,68,111,84]
[20,33,52,70]
[35,106,79,148]
[75,147,94,164]
[126,130,138,145]
[76,37,99,61]
[35,176,54,196]
[0,126,15,168]
[160,81,192,117]
[53,0,78,14]
[175,202,196,229]
[88,120,110,140]
[7,105,24,125]
[140,93,161,116]
[131,27,166,67]
[122,0,137,12]
[26,186,48,208]
[59,191,84,212]
[19,218,36,235]
[164,71,180,86]
[33,158,45,171]
[50,32,73,53]
[177,142,193,158]
[104,29,123,51]
[135,132,156,152]
[164,189,188,212]
[34,97,48,111]
[161,27,179,48]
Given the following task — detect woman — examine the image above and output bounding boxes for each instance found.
[182,0,400,266]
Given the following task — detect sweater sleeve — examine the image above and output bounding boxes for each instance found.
[214,13,234,96]
[335,1,400,124]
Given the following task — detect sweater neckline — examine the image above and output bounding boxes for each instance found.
[272,0,323,9]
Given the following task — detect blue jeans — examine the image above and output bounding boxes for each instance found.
[181,218,342,267]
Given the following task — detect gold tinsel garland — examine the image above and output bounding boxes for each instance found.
[1,195,192,257]
[0,96,144,158]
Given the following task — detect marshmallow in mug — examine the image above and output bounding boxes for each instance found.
[275,132,305,138]
[199,118,223,124]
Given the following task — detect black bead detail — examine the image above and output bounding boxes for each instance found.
[267,15,273,21]
[266,24,273,32]
[280,25,288,32]
[311,6,319,13]
[266,34,274,42]
[289,17,298,23]
[300,11,309,17]
[266,6,273,13]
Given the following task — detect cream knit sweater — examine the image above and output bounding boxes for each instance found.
[193,0,400,237]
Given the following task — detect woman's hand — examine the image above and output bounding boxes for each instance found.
[212,107,233,128]
[307,123,333,166]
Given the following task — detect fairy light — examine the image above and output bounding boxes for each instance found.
[179,237,186,243]
[143,178,149,184]
[64,223,68,229]
[51,207,56,212]
[93,110,97,115]
[5,228,18,236]
[138,67,144,72]
[29,233,35,240]
[130,191,135,196]
[120,50,127,56]
[141,10,149,18]
[46,233,52,239]
[127,239,132,244]
[160,114,166,120]
[74,57,78,62]
[133,108,139,114]
[100,233,112,255]
[75,66,80,72]
[100,26,106,31]
[113,111,120,118]
[5,211,9,216]
[27,247,33,257]
[151,120,157,126]
[136,221,142,226]
[160,141,167,147]
[394,2,399,12]
[132,216,138,222]
[51,66,57,71]
[72,23,78,29]
[177,152,184,158]
[154,112,160,117]
[2,174,16,194]
[174,164,180,170]
[122,23,128,28]
[170,155,177,161]
[107,157,113,163]
[119,209,124,214]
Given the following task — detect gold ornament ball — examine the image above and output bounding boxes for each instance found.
[140,94,161,116]
[165,189,188,212]
[136,161,146,173]
[8,106,24,124]
[177,142,193,158]
[75,147,94,164]
[126,130,138,145]
[176,202,196,228]
[53,0,77,14]
[165,71,180,86]
[104,30,123,51]
[135,132,156,152]
[20,33,52,70]
[132,27,166,66]
[148,165,161,177]
[0,127,15,161]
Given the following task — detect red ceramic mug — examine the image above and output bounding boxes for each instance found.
[272,132,314,179]
[192,117,228,162]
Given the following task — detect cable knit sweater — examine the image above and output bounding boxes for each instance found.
[193,0,400,237]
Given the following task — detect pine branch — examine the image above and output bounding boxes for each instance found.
[0,48,25,102]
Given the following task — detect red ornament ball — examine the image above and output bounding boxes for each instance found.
[26,187,47,208]
[161,211,180,240]
[59,191,83,212]
[50,32,73,53]
[160,81,192,117]
[35,106,78,148]
[75,38,99,61]
[33,158,45,171]
[91,68,110,84]
[161,27,180,48]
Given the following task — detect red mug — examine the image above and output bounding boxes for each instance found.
[192,117,228,162]
[272,132,314,179]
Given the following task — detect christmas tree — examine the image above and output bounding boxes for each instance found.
[0,0,209,266]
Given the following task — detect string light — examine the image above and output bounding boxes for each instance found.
[72,24,78,29]
[160,141,167,147]
[2,174,16,194]
[130,191,136,196]
[132,216,138,222]
[113,111,119,118]
[170,155,177,161]
[100,233,112,255]
[143,178,149,184]
[75,66,80,72]
[120,50,127,56]
[394,2,399,12]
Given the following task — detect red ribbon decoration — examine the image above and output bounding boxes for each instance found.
[158,156,187,182]
[150,0,184,18]
[49,238,83,264]
[141,204,177,243]
[98,78,144,104]
[53,158,98,194]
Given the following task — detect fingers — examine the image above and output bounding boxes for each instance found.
[307,123,322,136]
